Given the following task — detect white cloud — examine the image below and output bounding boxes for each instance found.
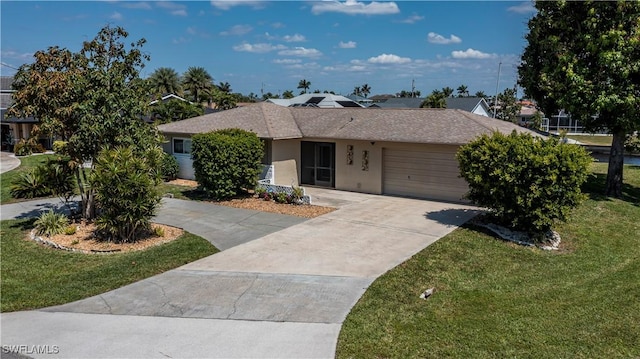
[338,41,357,49]
[271,22,285,29]
[427,32,462,45]
[233,43,287,53]
[507,2,536,14]
[220,24,253,36]
[451,48,497,59]
[399,14,424,24]
[368,53,411,64]
[1,50,33,61]
[312,0,400,15]
[156,2,188,16]
[278,47,322,57]
[273,59,302,64]
[172,37,190,44]
[211,1,264,10]
[109,11,123,21]
[283,34,306,42]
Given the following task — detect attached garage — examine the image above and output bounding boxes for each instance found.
[383,146,469,202]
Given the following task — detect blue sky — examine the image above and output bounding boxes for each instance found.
[1,1,537,98]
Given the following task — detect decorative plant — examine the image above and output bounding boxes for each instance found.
[34,210,70,237]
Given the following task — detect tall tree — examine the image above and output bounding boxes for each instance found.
[282,90,294,99]
[474,91,487,98]
[456,84,469,97]
[442,86,454,98]
[494,88,520,123]
[297,79,311,94]
[360,83,371,98]
[518,1,640,197]
[421,90,447,108]
[148,67,182,97]
[9,25,160,219]
[352,86,361,96]
[182,66,213,103]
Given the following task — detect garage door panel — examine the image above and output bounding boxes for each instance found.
[383,147,468,202]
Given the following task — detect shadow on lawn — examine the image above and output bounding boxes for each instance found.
[6,217,37,231]
[582,165,640,205]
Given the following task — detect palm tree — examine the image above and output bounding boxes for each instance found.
[282,90,295,99]
[475,91,487,98]
[353,86,361,96]
[442,86,454,98]
[421,90,447,108]
[217,81,232,93]
[360,83,371,98]
[297,79,311,94]
[182,67,213,103]
[148,67,182,97]
[457,84,469,97]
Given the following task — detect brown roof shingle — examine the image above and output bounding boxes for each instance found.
[157,102,540,144]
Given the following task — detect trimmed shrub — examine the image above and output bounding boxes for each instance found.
[160,152,180,181]
[191,129,263,200]
[13,138,45,156]
[90,146,162,242]
[34,210,69,237]
[53,140,68,154]
[457,131,591,235]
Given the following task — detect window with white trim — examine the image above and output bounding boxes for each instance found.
[173,138,192,155]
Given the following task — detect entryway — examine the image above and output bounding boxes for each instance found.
[301,141,335,187]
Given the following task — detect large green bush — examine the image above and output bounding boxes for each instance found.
[90,146,162,242]
[191,129,263,200]
[457,131,591,235]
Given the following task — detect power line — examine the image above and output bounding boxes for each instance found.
[1,62,20,70]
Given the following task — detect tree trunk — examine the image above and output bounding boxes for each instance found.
[605,130,625,198]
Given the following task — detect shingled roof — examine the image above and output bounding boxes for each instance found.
[157,102,540,145]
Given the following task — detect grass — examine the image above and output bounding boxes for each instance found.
[336,163,640,358]
[0,154,57,204]
[567,134,613,146]
[0,219,218,312]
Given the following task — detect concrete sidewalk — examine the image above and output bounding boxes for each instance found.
[0,151,21,173]
[1,190,480,358]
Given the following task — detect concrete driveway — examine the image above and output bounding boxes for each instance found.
[1,189,479,358]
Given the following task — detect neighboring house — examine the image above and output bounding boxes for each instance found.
[0,76,47,150]
[266,93,364,108]
[444,97,491,117]
[368,97,424,109]
[346,94,374,106]
[369,97,491,118]
[518,103,543,128]
[158,102,540,202]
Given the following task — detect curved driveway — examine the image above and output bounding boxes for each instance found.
[1,188,479,358]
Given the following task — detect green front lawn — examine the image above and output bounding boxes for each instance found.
[0,154,57,204]
[0,219,218,312]
[337,163,640,358]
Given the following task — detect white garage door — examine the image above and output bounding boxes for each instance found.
[383,147,468,202]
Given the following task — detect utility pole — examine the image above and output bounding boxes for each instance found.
[492,62,502,118]
[411,79,416,98]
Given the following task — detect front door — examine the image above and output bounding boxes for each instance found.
[301,141,335,187]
